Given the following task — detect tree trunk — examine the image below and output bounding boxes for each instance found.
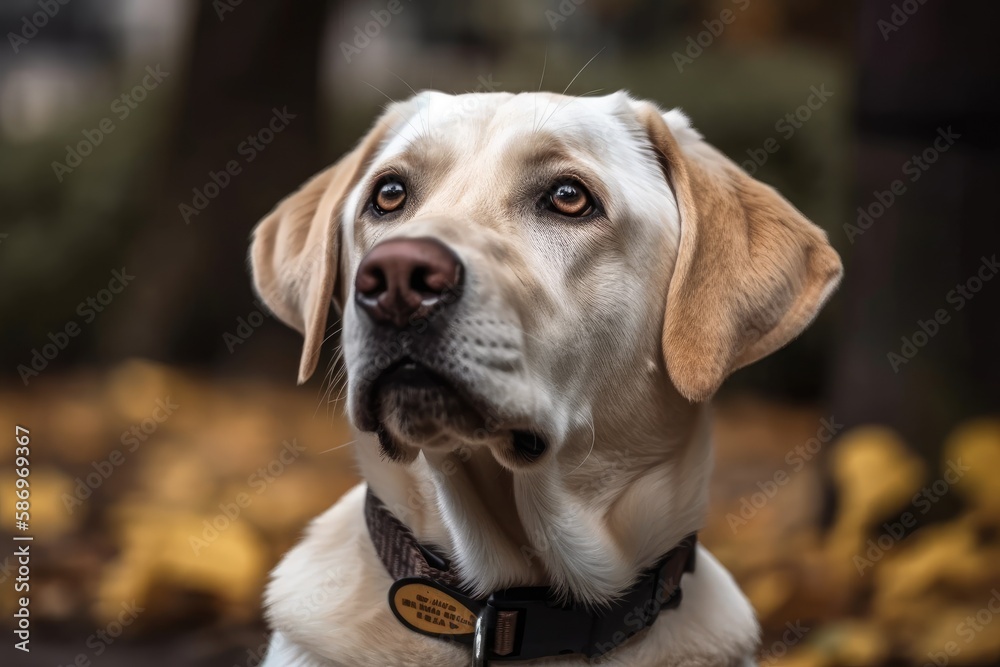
[98,0,330,377]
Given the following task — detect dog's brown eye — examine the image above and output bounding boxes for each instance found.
[373,178,406,214]
[547,181,594,217]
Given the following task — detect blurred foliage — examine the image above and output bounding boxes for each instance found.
[0,67,172,360]
[3,363,999,665]
[5,1,997,666]
[706,404,1000,666]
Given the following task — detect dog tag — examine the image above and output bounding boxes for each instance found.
[389,578,479,637]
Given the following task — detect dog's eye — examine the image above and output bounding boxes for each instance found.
[545,180,594,217]
[372,177,407,214]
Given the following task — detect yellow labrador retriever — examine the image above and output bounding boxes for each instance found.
[250,91,841,666]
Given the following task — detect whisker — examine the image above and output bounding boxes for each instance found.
[538,48,548,92]
[363,81,422,140]
[316,345,348,418]
[370,104,410,146]
[385,69,428,136]
[538,47,607,133]
[386,68,420,100]
[533,48,549,132]
[333,379,350,406]
[321,326,343,346]
[561,46,606,96]
[568,411,597,475]
[318,439,357,455]
[503,318,547,346]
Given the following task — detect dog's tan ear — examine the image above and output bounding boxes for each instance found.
[249,120,390,384]
[636,103,842,402]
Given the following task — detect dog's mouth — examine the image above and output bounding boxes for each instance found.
[362,357,547,463]
[376,358,453,392]
[367,357,469,414]
[364,357,484,454]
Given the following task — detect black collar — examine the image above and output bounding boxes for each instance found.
[365,488,696,663]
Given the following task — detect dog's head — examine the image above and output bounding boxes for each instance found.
[250,91,841,468]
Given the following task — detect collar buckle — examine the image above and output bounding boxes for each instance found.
[472,602,493,667]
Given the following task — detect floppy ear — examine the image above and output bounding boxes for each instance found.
[249,119,390,384]
[635,103,843,402]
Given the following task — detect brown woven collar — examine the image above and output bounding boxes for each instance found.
[365,487,697,663]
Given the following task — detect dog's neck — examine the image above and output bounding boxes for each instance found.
[356,390,710,605]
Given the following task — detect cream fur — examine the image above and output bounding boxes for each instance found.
[249,91,842,666]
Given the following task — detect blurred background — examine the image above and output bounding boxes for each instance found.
[1,0,999,665]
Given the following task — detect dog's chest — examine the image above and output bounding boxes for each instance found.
[262,484,758,667]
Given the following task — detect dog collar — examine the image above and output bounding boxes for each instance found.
[365,488,696,665]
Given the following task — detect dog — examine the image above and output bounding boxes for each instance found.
[249,90,842,666]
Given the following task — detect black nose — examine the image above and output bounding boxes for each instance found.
[354,237,463,328]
